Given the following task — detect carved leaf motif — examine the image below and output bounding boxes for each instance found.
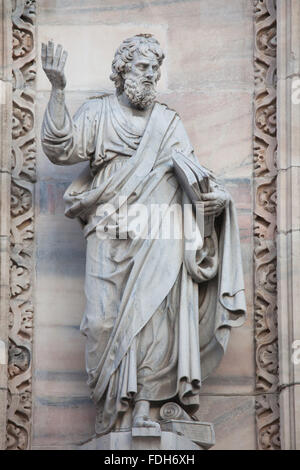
[9,301,33,339]
[12,104,33,138]
[256,102,276,136]
[19,390,32,416]
[21,60,36,84]
[256,26,276,58]
[259,342,278,374]
[6,422,28,451]
[20,304,33,338]
[8,343,30,378]
[11,183,32,217]
[13,29,32,59]
[21,140,36,181]
[10,263,30,297]
[257,182,276,214]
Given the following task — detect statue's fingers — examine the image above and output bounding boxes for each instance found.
[204,208,219,216]
[41,42,47,68]
[199,201,218,211]
[203,201,218,208]
[201,192,217,201]
[46,40,54,67]
[53,44,63,69]
[58,50,68,72]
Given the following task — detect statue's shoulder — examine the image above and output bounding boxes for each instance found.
[76,92,112,116]
[86,92,112,108]
[155,100,180,122]
[156,100,177,114]
[88,91,113,101]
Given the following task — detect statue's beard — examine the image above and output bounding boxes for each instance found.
[123,77,157,110]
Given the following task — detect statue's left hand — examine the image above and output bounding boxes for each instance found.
[196,189,228,216]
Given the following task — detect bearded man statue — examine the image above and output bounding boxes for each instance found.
[41,34,246,442]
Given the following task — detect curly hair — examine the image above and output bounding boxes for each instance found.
[110,34,165,94]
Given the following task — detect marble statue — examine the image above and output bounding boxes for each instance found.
[41,34,246,447]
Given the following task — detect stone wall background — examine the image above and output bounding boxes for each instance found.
[32,0,255,450]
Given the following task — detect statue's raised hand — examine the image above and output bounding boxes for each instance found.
[41,41,68,90]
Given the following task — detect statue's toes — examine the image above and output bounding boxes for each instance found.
[144,419,160,429]
[143,418,160,429]
[133,416,160,429]
[133,416,147,427]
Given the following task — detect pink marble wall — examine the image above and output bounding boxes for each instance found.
[32,0,255,450]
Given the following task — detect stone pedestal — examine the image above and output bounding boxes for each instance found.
[78,421,215,451]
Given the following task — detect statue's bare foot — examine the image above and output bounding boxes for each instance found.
[133,415,160,430]
[132,400,161,432]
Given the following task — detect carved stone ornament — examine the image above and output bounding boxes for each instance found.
[6,0,36,451]
[254,0,280,450]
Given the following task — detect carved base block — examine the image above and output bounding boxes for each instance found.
[78,422,215,450]
[132,426,161,437]
[161,420,215,449]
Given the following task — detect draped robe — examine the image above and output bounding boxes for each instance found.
[41,93,246,435]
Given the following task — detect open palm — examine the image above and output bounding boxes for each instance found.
[41,40,68,90]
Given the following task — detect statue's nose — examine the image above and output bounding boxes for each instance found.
[146,69,154,79]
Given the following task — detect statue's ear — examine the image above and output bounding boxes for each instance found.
[123,63,132,76]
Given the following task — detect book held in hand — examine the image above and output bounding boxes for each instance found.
[172,149,214,237]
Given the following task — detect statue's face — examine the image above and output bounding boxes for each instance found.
[122,50,160,110]
[125,51,160,87]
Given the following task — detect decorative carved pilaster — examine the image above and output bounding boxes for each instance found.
[254,0,280,450]
[6,0,36,450]
[0,0,12,451]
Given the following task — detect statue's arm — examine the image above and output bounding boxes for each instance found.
[41,41,68,131]
[41,41,90,165]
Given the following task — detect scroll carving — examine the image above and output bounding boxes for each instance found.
[160,402,191,421]
[6,0,36,451]
[254,0,280,450]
